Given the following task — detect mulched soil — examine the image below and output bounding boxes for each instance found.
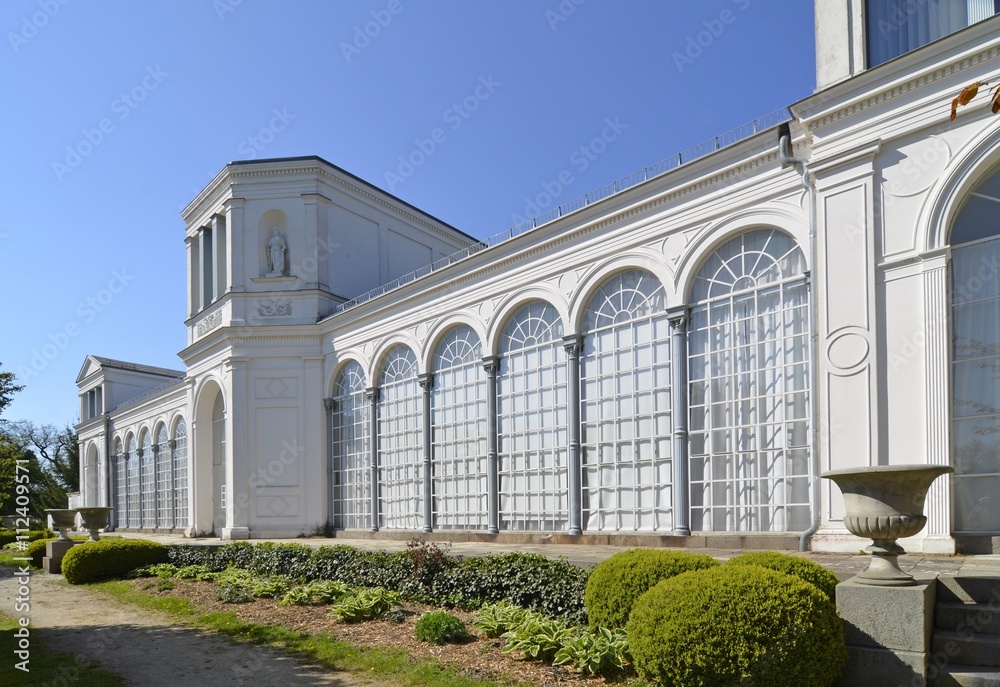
[129,578,625,687]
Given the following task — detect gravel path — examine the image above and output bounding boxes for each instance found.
[0,565,376,687]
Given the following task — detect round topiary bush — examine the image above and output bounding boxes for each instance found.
[62,539,169,584]
[626,565,846,687]
[726,551,840,602]
[414,611,472,645]
[26,538,54,568]
[584,549,719,629]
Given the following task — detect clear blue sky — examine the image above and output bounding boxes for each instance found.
[1,0,816,429]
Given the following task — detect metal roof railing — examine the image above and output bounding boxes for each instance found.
[328,107,791,317]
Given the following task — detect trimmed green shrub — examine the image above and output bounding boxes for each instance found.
[726,551,840,602]
[584,549,719,629]
[0,530,15,547]
[414,611,472,645]
[62,539,169,584]
[626,565,846,687]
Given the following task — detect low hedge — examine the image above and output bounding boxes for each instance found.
[25,536,89,568]
[0,529,55,548]
[168,541,590,623]
[584,548,719,629]
[726,551,841,602]
[62,539,169,584]
[626,565,846,687]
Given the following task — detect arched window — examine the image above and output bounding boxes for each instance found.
[581,269,672,531]
[498,301,568,530]
[113,438,126,527]
[127,435,140,527]
[688,228,810,532]
[431,325,487,530]
[173,419,188,528]
[156,425,171,527]
[951,167,1000,532]
[377,346,422,530]
[331,361,369,529]
[140,431,155,528]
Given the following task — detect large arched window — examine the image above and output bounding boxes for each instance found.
[156,425,171,527]
[498,301,568,531]
[377,346,423,530]
[140,431,155,528]
[581,269,672,532]
[688,228,810,532]
[173,419,188,528]
[951,167,1000,532]
[331,361,369,529]
[113,438,126,528]
[126,435,140,527]
[431,325,487,530]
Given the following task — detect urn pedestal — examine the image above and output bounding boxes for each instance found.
[822,465,953,587]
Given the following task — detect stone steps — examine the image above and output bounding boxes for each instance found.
[930,577,1000,687]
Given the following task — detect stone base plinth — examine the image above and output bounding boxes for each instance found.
[836,575,936,687]
[42,539,76,575]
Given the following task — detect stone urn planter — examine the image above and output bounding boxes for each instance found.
[76,507,113,542]
[45,508,78,542]
[822,464,953,586]
[1,515,18,530]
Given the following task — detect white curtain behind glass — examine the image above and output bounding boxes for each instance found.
[866,0,995,67]
[332,361,370,530]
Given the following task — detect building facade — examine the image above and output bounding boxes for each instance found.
[77,2,1000,553]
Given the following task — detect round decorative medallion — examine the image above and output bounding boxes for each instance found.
[827,331,870,370]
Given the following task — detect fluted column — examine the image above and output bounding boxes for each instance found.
[367,387,380,532]
[483,356,500,534]
[922,250,952,552]
[668,307,691,536]
[419,373,434,533]
[324,398,336,530]
[563,335,583,535]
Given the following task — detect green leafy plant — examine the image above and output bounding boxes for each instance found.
[726,551,840,602]
[584,548,719,629]
[156,578,176,592]
[176,564,216,580]
[130,563,179,579]
[61,539,169,584]
[280,580,352,606]
[626,565,846,687]
[414,611,472,645]
[331,588,402,623]
[553,626,629,676]
[501,614,575,663]
[472,601,531,639]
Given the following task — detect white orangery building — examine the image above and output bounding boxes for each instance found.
[76,3,1000,554]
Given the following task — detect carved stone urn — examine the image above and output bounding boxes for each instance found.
[822,465,953,586]
[45,509,78,542]
[76,507,113,542]
[1,515,18,530]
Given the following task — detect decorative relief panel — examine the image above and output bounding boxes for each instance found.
[254,377,299,399]
[826,330,870,373]
[256,495,299,518]
[196,311,223,336]
[882,136,951,198]
[257,299,292,317]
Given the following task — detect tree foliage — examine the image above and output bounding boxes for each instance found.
[0,363,24,419]
[0,421,79,520]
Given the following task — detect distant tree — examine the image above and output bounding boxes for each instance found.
[0,422,80,517]
[0,363,24,418]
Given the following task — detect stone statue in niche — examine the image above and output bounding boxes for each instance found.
[265,228,286,277]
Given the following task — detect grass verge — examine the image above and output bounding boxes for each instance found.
[91,580,514,687]
[0,613,127,687]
